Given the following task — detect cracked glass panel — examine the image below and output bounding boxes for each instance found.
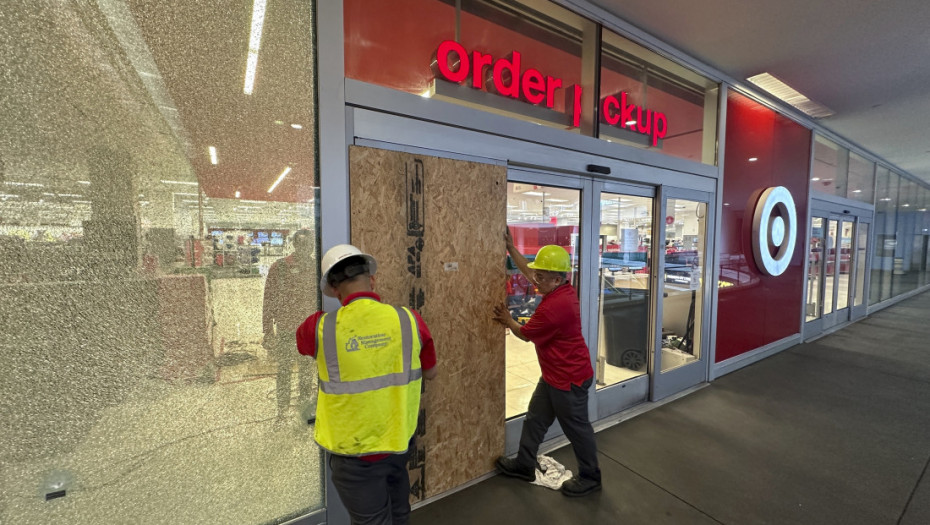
[0,1,323,523]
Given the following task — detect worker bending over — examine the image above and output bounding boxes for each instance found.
[492,231,602,497]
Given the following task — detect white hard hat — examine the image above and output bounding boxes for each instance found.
[319,244,378,297]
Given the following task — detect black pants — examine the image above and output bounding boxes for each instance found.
[517,377,601,482]
[273,338,314,417]
[329,449,411,525]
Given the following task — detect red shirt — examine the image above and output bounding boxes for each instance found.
[296,291,437,462]
[519,283,593,390]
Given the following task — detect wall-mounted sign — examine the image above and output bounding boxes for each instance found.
[752,186,797,276]
[431,40,668,145]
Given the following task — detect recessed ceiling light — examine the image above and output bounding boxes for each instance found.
[747,72,834,118]
[268,166,292,193]
[243,0,268,95]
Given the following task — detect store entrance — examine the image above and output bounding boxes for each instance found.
[805,201,872,339]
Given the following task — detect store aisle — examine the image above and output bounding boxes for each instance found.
[412,290,930,525]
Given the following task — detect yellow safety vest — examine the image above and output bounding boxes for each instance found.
[314,297,423,455]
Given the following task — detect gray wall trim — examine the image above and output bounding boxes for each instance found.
[809,194,876,215]
[711,334,801,379]
[351,107,715,193]
[315,2,351,524]
[345,78,718,179]
[318,0,350,315]
[705,85,728,381]
[867,283,930,314]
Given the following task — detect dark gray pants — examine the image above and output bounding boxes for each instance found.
[517,377,601,482]
[329,449,411,525]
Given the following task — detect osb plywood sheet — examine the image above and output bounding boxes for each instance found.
[349,145,506,501]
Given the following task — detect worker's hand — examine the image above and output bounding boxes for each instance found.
[492,303,512,326]
[504,228,514,250]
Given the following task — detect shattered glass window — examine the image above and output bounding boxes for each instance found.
[0,1,323,523]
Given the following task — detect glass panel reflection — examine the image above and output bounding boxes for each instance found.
[806,217,825,321]
[855,223,869,307]
[824,220,838,315]
[596,193,653,389]
[836,221,853,310]
[660,199,706,373]
[505,182,581,418]
[0,2,323,523]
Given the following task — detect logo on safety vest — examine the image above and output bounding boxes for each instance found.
[345,334,392,352]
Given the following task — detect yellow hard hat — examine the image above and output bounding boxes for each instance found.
[527,245,571,272]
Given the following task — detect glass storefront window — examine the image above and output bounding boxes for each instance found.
[854,222,869,307]
[847,152,875,203]
[346,0,595,133]
[811,136,848,197]
[596,193,653,388]
[893,178,920,295]
[870,167,893,304]
[0,2,323,523]
[504,182,581,417]
[599,29,719,165]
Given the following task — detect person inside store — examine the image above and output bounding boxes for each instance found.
[296,244,437,525]
[491,229,602,497]
[262,228,318,427]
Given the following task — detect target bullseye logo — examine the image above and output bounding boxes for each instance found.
[752,186,797,276]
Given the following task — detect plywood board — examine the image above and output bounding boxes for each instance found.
[349,145,506,500]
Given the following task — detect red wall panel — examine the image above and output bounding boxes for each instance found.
[716,91,811,362]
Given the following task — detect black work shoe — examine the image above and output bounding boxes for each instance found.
[560,476,602,497]
[495,456,535,482]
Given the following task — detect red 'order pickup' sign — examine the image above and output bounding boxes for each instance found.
[431,40,668,147]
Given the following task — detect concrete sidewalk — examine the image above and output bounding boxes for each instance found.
[412,290,930,525]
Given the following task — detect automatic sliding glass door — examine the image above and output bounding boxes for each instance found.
[652,188,712,401]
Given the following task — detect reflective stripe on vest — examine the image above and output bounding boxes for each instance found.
[319,305,421,395]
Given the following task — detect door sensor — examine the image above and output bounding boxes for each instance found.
[586,164,611,175]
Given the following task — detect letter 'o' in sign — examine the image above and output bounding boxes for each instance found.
[752,186,797,276]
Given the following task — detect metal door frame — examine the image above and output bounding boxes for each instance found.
[589,179,657,418]
[650,186,715,401]
[805,198,873,340]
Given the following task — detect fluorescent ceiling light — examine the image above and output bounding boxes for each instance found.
[243,0,267,95]
[747,72,834,118]
[547,198,569,203]
[523,191,545,196]
[748,157,758,162]
[4,181,44,187]
[161,180,199,186]
[76,180,91,185]
[290,123,303,130]
[852,189,862,193]
[811,177,821,181]
[235,190,241,198]
[625,120,636,126]
[268,166,292,193]
[209,146,218,165]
